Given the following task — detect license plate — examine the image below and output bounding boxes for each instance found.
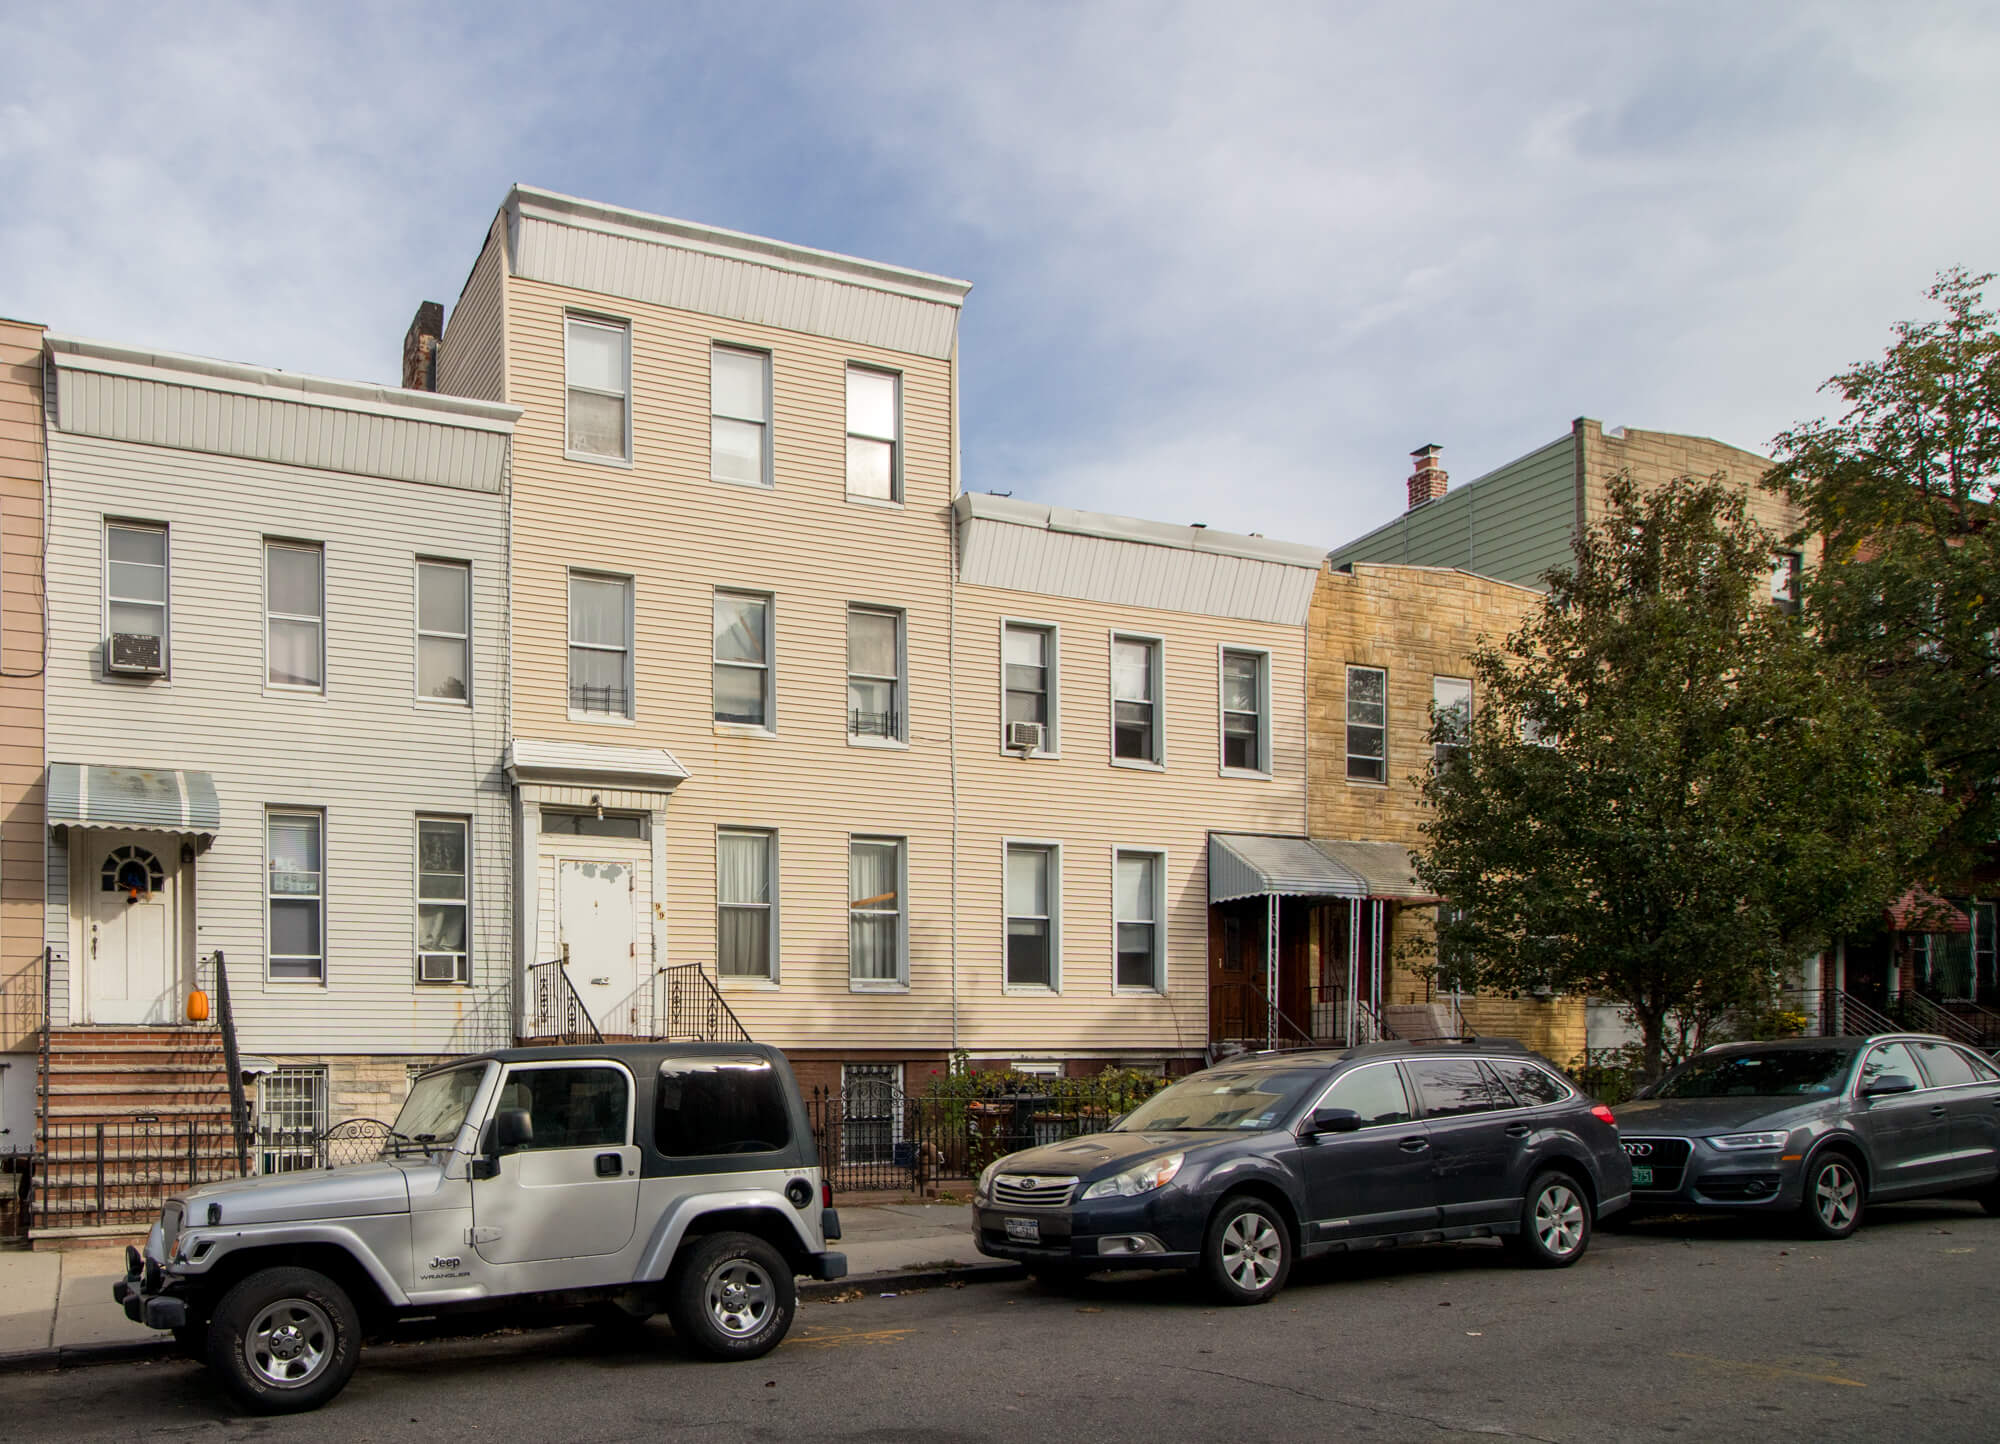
[1004,1216,1040,1243]
[1630,1166,1654,1187]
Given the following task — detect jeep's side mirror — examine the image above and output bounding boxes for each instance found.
[1862,1074,1917,1098]
[1308,1107,1363,1135]
[495,1107,533,1151]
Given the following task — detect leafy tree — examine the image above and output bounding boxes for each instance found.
[1416,474,1941,1080]
[1767,268,2000,885]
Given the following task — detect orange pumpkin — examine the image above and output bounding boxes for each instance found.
[185,988,210,1023]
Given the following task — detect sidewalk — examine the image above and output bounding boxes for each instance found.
[0,1201,1012,1373]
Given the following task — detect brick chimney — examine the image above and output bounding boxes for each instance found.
[401,301,444,392]
[1407,444,1448,510]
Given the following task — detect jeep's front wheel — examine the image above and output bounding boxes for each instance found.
[206,1267,361,1414]
[668,1232,796,1361]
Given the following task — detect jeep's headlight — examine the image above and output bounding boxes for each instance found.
[1081,1153,1185,1201]
[1710,1131,1789,1150]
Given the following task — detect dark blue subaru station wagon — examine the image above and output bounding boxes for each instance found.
[972,1040,1630,1303]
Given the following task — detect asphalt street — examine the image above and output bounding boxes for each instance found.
[6,1200,1998,1444]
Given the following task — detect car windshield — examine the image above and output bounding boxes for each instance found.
[1653,1048,1853,1099]
[1115,1068,1325,1132]
[391,1064,488,1150]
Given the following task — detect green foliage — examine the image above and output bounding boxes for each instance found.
[1418,472,1942,1079]
[1767,269,2000,885]
[918,1053,1172,1174]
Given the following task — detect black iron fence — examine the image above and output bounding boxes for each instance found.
[523,959,752,1046]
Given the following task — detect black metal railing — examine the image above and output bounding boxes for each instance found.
[0,945,43,1055]
[655,964,752,1044]
[1781,987,1900,1039]
[1893,992,1993,1048]
[524,959,604,1044]
[35,1118,243,1230]
[847,708,901,740]
[208,951,251,1177]
[567,684,630,716]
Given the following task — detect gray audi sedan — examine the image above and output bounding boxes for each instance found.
[1616,1033,2000,1238]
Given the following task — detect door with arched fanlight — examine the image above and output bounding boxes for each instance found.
[83,833,178,1025]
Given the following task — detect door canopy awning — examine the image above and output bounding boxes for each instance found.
[48,763,221,837]
[1886,885,1971,935]
[1208,834,1439,905]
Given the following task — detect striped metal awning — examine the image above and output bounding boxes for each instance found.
[1208,834,1438,904]
[1311,840,1439,903]
[47,763,221,835]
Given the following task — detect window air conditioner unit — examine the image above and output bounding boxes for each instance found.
[419,955,462,984]
[1005,721,1045,754]
[106,632,164,675]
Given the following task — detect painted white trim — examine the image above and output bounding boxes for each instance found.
[263,538,327,696]
[709,341,774,490]
[1107,629,1166,769]
[264,805,328,987]
[846,832,911,992]
[712,587,777,733]
[715,825,779,985]
[566,567,636,722]
[413,557,473,710]
[1001,836,1062,994]
[1218,644,1274,779]
[561,311,634,467]
[1110,844,1169,996]
[999,616,1061,758]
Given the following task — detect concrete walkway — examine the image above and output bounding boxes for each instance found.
[0,1201,998,1370]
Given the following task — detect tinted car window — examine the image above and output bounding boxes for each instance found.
[1120,1068,1326,1132]
[1656,1048,1851,1098]
[656,1057,793,1156]
[1489,1059,1570,1107]
[1858,1043,1922,1090]
[1406,1059,1507,1119]
[497,1066,628,1151]
[1912,1041,1982,1088]
[1317,1064,1413,1128]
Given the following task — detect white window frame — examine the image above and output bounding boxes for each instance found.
[1000,618,1060,757]
[264,539,326,695]
[563,312,633,466]
[265,807,326,985]
[102,518,170,677]
[1109,631,1165,769]
[1003,838,1062,993]
[1219,645,1273,777]
[844,363,902,505]
[415,814,471,986]
[710,343,773,488]
[1770,550,1803,613]
[567,569,635,723]
[414,558,472,707]
[846,604,907,746]
[847,834,909,991]
[1432,675,1472,768]
[1345,663,1388,783]
[1112,846,1168,994]
[713,589,776,734]
[716,826,779,984]
[1011,1061,1063,1078]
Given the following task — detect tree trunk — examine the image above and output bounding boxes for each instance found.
[1636,1007,1668,1084]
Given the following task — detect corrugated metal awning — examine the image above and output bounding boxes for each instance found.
[1210,835,1366,903]
[1311,840,1439,903]
[48,763,221,835]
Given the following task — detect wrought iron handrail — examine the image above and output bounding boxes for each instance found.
[1896,992,1987,1048]
[525,958,604,1044]
[209,952,251,1177]
[656,963,752,1044]
[1209,977,1318,1052]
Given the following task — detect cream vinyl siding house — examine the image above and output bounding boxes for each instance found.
[40,335,518,1109]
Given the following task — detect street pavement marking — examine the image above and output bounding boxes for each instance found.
[1669,1352,1864,1388]
[788,1327,915,1351]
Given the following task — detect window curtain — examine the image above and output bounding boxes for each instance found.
[850,842,901,982]
[717,832,771,977]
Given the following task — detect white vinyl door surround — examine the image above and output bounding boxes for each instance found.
[554,847,651,1036]
[79,831,181,1026]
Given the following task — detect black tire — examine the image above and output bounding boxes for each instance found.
[667,1232,797,1361]
[1512,1169,1592,1268]
[1799,1151,1865,1239]
[172,1322,208,1364]
[1980,1183,2000,1218]
[1027,1264,1084,1290]
[205,1267,361,1415]
[1200,1195,1292,1305]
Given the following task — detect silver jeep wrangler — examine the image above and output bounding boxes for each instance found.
[115,1043,846,1414]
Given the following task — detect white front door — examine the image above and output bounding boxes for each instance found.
[84,835,178,1026]
[557,857,642,1034]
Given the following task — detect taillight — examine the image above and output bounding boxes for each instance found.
[1591,1104,1616,1127]
[821,1180,832,1209]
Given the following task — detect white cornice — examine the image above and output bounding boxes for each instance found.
[954,492,1327,569]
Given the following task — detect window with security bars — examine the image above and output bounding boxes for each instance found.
[257,1067,328,1174]
[568,571,633,717]
[841,1063,902,1165]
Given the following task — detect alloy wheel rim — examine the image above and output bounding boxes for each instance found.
[706,1258,775,1337]
[1221,1211,1282,1291]
[244,1298,333,1389]
[1534,1183,1585,1256]
[1816,1163,1858,1229]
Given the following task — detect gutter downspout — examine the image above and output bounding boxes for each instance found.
[947,332,961,1057]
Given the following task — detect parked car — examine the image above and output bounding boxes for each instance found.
[971,1038,1629,1304]
[115,1043,846,1414]
[1616,1033,2000,1238]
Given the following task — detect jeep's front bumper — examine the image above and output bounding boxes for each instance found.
[114,1246,189,1331]
[806,1250,848,1280]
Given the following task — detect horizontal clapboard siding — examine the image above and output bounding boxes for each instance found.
[438,217,508,403]
[0,321,45,1051]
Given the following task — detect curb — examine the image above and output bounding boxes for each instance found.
[0,1337,177,1376]
[800,1260,1024,1300]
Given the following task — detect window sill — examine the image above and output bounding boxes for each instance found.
[717,976,781,990]
[264,976,327,988]
[264,686,328,702]
[99,670,172,686]
[845,493,904,510]
[564,448,633,470]
[1112,986,1167,998]
[1218,765,1274,781]
[414,979,472,988]
[847,735,910,751]
[712,474,775,491]
[714,723,778,739]
[1002,983,1062,997]
[998,747,1062,762]
[415,697,472,712]
[849,981,911,994]
[1343,778,1390,789]
[569,710,636,727]
[1110,757,1165,773]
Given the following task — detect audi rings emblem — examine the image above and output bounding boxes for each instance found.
[1622,1142,1653,1159]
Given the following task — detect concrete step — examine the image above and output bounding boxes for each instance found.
[29,1222,154,1250]
[43,1084,233,1102]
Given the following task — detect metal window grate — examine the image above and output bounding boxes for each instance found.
[257,1067,328,1174]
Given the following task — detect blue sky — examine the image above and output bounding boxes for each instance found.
[3,3,1997,548]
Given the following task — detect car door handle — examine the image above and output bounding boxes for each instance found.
[1399,1137,1429,1153]
[1505,1123,1531,1138]
[1930,1106,1949,1118]
[595,1152,623,1177]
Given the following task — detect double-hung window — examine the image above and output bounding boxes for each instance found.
[714,591,774,729]
[416,560,470,702]
[1432,676,1471,768]
[845,366,900,501]
[1114,849,1164,991]
[1005,843,1058,989]
[1770,551,1802,613]
[568,571,633,718]
[1220,648,1269,773]
[266,541,324,691]
[267,810,324,981]
[565,315,630,461]
[1345,664,1387,781]
[711,345,771,486]
[1112,635,1162,765]
[1003,622,1056,752]
[847,606,904,741]
[716,829,775,979]
[416,817,469,984]
[104,521,169,672]
[849,837,906,988]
